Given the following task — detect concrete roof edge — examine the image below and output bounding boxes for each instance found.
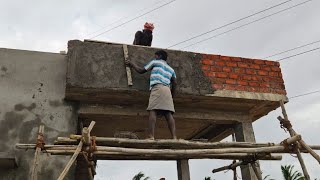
[206,90,288,102]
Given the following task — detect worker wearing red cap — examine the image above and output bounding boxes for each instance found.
[133,22,154,46]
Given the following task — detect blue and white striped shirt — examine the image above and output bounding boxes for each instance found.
[144,59,176,90]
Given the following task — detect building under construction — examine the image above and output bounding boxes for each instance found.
[1,40,318,180]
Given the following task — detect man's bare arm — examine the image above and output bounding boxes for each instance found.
[126,60,147,74]
[171,76,177,97]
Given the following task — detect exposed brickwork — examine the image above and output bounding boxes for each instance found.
[201,54,286,95]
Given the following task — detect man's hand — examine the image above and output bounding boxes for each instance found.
[127,60,147,74]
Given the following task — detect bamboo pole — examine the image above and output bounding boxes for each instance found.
[31,125,44,180]
[279,100,310,180]
[57,121,96,180]
[82,153,93,180]
[251,163,262,180]
[47,150,282,160]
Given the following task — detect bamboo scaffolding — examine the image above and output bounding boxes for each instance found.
[279,100,311,180]
[57,121,96,180]
[31,125,44,180]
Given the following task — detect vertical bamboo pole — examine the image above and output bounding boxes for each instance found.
[279,100,310,180]
[57,121,96,180]
[31,125,44,180]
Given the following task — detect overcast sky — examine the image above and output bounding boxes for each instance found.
[1,0,320,179]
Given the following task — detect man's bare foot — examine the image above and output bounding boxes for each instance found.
[172,136,177,140]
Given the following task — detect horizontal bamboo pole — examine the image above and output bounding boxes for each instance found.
[57,136,281,149]
[47,150,282,160]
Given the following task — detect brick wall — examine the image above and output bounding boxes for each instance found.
[200,54,286,95]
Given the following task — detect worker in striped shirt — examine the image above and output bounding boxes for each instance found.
[126,50,177,140]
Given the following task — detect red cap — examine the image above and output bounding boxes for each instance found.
[144,22,154,31]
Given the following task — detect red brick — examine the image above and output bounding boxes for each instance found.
[246,69,256,75]
[275,61,280,67]
[260,87,271,93]
[260,65,271,71]
[249,82,260,87]
[202,59,213,65]
[204,72,214,77]
[265,61,275,65]
[275,89,287,95]
[222,67,232,72]
[232,57,242,61]
[226,62,237,67]
[201,65,210,71]
[211,78,225,84]
[249,64,261,69]
[254,59,265,65]
[270,83,283,89]
[247,87,259,92]
[234,68,246,74]
[225,85,237,90]
[252,76,263,81]
[238,63,249,68]
[258,70,268,76]
[209,54,220,60]
[212,84,223,89]
[235,85,247,91]
[215,61,226,66]
[242,58,253,63]
[242,76,252,81]
[220,56,231,61]
[229,73,239,79]
[263,77,271,82]
[211,66,223,72]
[260,83,270,88]
[271,66,281,72]
[270,77,284,83]
[202,54,208,59]
[226,79,237,84]
[238,80,248,86]
[215,72,228,78]
[269,72,278,77]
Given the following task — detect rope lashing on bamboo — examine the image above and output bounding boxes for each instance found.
[280,138,299,153]
[35,132,45,150]
[91,136,97,152]
[278,116,292,133]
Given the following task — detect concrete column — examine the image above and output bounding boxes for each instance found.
[177,159,190,180]
[234,122,262,180]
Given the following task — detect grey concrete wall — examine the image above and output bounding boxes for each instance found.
[0,48,77,180]
[67,40,214,95]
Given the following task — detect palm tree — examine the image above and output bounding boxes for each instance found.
[281,165,305,180]
[132,171,150,180]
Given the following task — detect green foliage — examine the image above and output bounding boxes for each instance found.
[132,172,150,180]
[204,177,212,180]
[281,165,305,180]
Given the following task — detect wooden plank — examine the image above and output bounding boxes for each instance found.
[122,44,133,86]
[31,125,44,180]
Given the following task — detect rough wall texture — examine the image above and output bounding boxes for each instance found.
[67,40,286,97]
[67,40,214,95]
[200,54,286,94]
[0,48,77,180]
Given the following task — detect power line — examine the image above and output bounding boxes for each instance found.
[289,90,320,99]
[263,39,320,59]
[89,0,177,39]
[180,0,312,50]
[276,47,320,61]
[83,0,163,39]
[167,0,295,48]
